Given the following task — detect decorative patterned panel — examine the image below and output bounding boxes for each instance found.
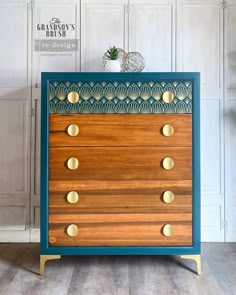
[49,80,192,113]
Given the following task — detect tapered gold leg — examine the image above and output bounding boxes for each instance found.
[180,255,201,275]
[40,255,61,276]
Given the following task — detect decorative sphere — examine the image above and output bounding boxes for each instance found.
[124,52,145,72]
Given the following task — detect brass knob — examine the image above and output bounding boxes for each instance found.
[162,224,173,237]
[162,124,174,137]
[68,91,79,103]
[67,157,79,170]
[67,124,79,137]
[66,191,79,204]
[162,157,174,170]
[162,191,175,204]
[66,224,79,237]
[162,91,174,103]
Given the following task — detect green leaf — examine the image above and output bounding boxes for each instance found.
[106,46,119,60]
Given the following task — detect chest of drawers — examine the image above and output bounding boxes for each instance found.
[40,72,200,275]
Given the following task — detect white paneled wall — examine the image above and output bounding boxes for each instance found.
[32,0,80,87]
[177,0,225,241]
[0,1,30,242]
[81,0,128,71]
[225,0,236,241]
[128,0,175,72]
[0,0,235,242]
[30,0,80,241]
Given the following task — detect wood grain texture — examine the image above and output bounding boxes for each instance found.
[49,114,192,147]
[49,195,192,213]
[49,147,192,180]
[48,226,192,246]
[49,180,192,213]
[49,179,192,193]
[49,213,192,246]
[49,213,192,223]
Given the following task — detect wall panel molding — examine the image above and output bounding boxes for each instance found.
[129,0,175,72]
[81,0,128,71]
[32,0,80,88]
[0,0,233,242]
[177,0,223,100]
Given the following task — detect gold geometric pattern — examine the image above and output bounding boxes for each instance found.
[49,80,192,114]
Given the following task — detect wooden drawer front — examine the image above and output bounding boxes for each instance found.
[49,195,192,213]
[49,224,192,246]
[49,147,192,180]
[49,213,192,246]
[49,114,192,147]
[49,180,192,213]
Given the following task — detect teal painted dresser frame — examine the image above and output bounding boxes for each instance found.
[40,72,200,275]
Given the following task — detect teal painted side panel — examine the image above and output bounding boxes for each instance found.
[41,72,200,256]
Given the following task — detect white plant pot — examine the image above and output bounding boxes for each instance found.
[104,60,121,72]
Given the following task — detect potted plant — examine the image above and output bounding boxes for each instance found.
[104,46,121,72]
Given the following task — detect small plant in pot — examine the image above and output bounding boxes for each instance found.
[104,46,121,72]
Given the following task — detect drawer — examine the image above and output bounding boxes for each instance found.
[49,114,192,147]
[49,180,192,213]
[49,147,192,180]
[48,213,192,246]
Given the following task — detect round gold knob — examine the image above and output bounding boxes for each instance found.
[66,191,79,204]
[162,91,174,103]
[162,224,173,237]
[162,124,174,137]
[66,224,79,237]
[67,124,79,137]
[162,157,174,170]
[67,157,79,170]
[68,91,79,104]
[162,191,175,204]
